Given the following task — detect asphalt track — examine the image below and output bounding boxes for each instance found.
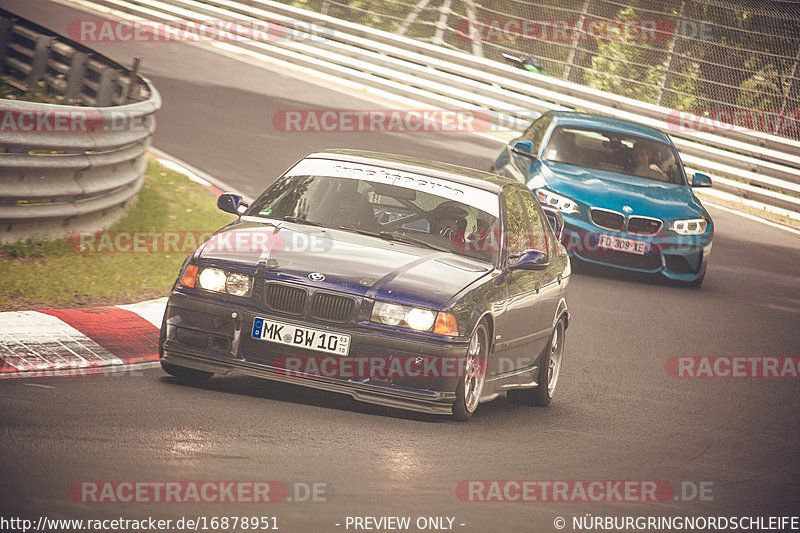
[2,1,800,531]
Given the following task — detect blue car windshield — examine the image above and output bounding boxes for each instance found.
[543,126,686,185]
[246,175,501,264]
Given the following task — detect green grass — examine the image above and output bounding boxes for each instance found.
[0,79,67,105]
[0,157,237,311]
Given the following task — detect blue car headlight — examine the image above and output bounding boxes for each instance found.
[371,301,459,336]
[535,189,581,214]
[371,301,442,333]
[183,266,253,297]
[670,218,708,235]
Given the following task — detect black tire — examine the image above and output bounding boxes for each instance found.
[161,360,213,383]
[508,319,565,407]
[453,322,489,422]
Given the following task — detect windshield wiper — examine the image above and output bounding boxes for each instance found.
[387,232,452,253]
[283,216,323,227]
[338,227,451,253]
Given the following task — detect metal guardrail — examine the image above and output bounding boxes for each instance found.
[0,11,161,244]
[68,0,799,213]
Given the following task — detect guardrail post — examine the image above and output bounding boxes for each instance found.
[28,35,54,87]
[776,41,800,134]
[564,0,591,81]
[96,67,118,106]
[65,51,88,101]
[463,0,483,58]
[0,18,11,77]
[397,0,430,37]
[658,0,686,106]
[121,57,142,104]
[432,0,451,46]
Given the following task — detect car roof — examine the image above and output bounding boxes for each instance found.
[546,111,671,144]
[303,149,516,194]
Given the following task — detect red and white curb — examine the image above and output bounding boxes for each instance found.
[0,298,166,379]
[0,149,246,380]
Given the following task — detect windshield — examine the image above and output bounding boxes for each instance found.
[246,168,501,264]
[543,126,686,185]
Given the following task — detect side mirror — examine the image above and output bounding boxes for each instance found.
[217,193,248,215]
[691,172,712,188]
[540,206,564,241]
[511,140,535,158]
[510,249,549,270]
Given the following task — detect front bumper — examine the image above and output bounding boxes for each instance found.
[160,292,468,415]
[557,215,712,282]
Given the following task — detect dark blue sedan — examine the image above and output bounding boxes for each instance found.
[491,111,713,286]
[159,150,570,420]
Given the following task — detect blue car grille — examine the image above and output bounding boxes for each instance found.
[311,292,356,323]
[590,209,662,236]
[265,283,306,315]
[627,216,662,235]
[264,283,356,323]
[590,209,625,231]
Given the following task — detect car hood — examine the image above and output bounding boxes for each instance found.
[196,220,493,310]
[534,161,707,219]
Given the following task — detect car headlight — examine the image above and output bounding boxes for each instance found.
[181,265,253,297]
[372,301,406,326]
[535,189,580,214]
[198,268,227,292]
[225,273,253,297]
[670,218,708,235]
[371,301,451,335]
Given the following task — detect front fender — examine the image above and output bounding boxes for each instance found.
[553,297,570,330]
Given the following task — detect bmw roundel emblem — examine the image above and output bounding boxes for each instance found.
[308,272,325,282]
[622,205,633,213]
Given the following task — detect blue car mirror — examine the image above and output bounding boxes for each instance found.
[217,193,248,215]
[691,173,713,188]
[510,249,549,270]
[511,140,535,159]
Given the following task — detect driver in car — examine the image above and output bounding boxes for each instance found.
[430,204,468,238]
[631,142,668,180]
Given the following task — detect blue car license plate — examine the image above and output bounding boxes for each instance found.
[597,234,649,255]
[252,317,350,356]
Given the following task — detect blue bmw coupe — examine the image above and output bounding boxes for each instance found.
[491,111,713,287]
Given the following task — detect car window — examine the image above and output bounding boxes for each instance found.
[542,126,686,185]
[520,113,552,156]
[517,189,548,255]
[247,173,501,264]
[503,187,530,265]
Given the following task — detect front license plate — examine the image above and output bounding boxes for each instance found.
[597,234,649,255]
[252,317,350,356]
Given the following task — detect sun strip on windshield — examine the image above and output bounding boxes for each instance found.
[285,159,500,218]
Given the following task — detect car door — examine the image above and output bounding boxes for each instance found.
[493,185,551,376]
